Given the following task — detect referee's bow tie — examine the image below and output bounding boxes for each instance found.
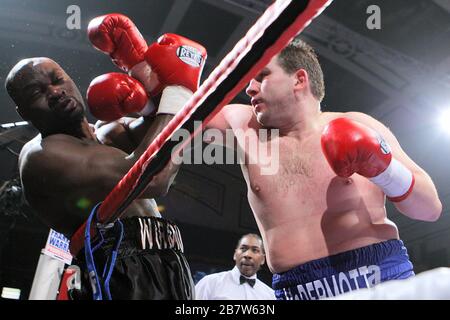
[240,275,256,287]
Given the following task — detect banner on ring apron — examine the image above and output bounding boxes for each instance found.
[42,229,72,265]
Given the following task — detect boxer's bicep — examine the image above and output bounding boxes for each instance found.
[204,104,254,149]
[82,145,134,193]
[25,138,132,199]
[204,105,233,133]
[78,140,169,199]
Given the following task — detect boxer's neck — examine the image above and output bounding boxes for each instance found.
[78,118,97,141]
[278,98,321,139]
[57,118,96,141]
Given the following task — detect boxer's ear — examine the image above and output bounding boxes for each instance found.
[294,69,308,90]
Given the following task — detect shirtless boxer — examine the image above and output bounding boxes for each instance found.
[5,14,206,299]
[206,39,442,300]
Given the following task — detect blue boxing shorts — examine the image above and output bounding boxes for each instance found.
[272,239,414,300]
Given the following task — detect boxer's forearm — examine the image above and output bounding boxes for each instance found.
[127,114,173,159]
[126,115,156,146]
[142,158,181,198]
[124,114,182,198]
[94,116,153,153]
[393,171,442,222]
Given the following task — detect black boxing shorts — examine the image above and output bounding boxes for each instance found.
[73,216,194,300]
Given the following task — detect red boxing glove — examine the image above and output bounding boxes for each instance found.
[144,33,207,95]
[87,13,148,73]
[136,33,207,115]
[321,118,415,202]
[86,73,155,122]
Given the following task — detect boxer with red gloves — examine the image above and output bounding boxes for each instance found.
[6,56,194,300]
[42,13,208,300]
[72,14,206,300]
[204,39,442,300]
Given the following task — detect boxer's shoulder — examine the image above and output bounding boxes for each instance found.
[20,134,41,155]
[21,133,99,174]
[321,111,381,131]
[223,103,253,117]
[223,103,259,129]
[39,134,95,151]
[340,112,396,143]
[321,111,347,122]
[344,111,374,122]
[206,103,257,136]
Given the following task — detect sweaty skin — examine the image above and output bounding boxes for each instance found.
[207,55,441,273]
[7,58,178,237]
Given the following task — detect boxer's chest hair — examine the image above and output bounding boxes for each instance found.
[272,140,315,194]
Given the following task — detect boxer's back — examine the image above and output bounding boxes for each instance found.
[19,134,159,238]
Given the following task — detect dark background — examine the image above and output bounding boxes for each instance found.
[0,0,449,299]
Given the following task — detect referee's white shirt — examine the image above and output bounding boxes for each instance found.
[195,266,276,300]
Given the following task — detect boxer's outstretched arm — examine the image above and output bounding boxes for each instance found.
[127,114,181,197]
[94,115,180,194]
[345,112,442,221]
[204,104,255,148]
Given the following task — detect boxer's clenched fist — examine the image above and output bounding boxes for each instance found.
[87,73,154,121]
[321,118,414,202]
[88,13,148,73]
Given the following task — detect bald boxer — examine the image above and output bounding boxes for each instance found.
[5,22,206,299]
[206,39,442,300]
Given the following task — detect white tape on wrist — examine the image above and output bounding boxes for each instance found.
[369,158,414,199]
[157,86,193,115]
[139,99,156,117]
[129,61,157,95]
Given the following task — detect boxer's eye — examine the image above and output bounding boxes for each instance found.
[255,74,265,82]
[255,71,269,83]
[53,77,64,84]
[26,88,41,100]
